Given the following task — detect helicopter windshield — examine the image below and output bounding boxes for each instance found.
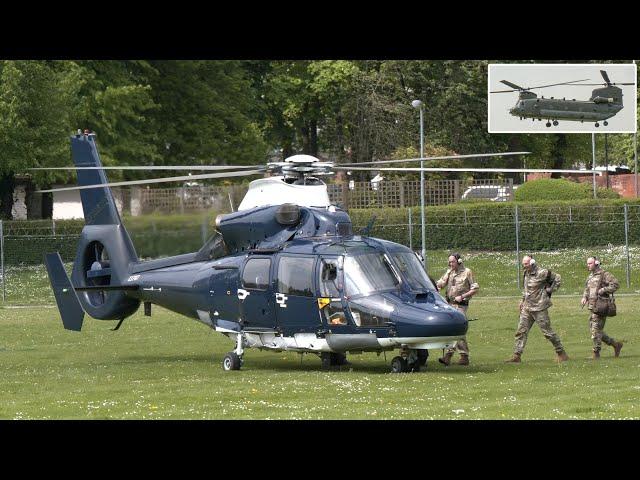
[390,251,436,292]
[343,252,400,297]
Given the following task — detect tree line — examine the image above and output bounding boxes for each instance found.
[1,60,637,218]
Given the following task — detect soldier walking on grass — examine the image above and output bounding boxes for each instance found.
[505,255,569,363]
[581,256,623,359]
[435,253,479,366]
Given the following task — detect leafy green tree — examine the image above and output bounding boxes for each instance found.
[0,61,82,218]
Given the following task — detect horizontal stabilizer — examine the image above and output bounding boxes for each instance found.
[45,253,85,331]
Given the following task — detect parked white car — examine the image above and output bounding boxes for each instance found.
[461,185,511,202]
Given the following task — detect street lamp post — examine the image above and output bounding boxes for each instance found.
[412,99,426,270]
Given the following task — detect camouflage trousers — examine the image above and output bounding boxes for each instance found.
[446,303,469,356]
[513,307,564,355]
[589,313,615,352]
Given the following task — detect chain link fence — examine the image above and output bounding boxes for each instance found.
[2,203,640,304]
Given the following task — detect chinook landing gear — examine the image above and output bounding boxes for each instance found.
[595,122,600,127]
[546,121,551,127]
[604,121,608,126]
[553,120,559,126]
[390,348,424,373]
[222,332,245,371]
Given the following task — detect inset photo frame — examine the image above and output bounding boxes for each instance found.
[488,63,637,133]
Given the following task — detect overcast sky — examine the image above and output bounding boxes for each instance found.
[488,63,637,133]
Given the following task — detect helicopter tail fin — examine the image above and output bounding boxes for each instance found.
[71,132,123,226]
[45,252,85,331]
[64,133,141,322]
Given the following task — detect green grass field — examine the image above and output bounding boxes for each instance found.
[1,295,638,419]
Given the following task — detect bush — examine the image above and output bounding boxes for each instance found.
[514,178,619,201]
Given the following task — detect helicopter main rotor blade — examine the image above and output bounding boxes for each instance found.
[36,169,265,193]
[490,88,521,93]
[30,165,264,171]
[601,70,611,85]
[334,166,593,174]
[500,80,525,90]
[340,152,530,167]
[525,79,591,90]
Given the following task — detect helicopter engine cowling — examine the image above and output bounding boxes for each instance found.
[216,204,352,253]
[593,96,614,104]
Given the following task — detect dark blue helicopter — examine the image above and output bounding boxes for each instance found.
[40,133,537,372]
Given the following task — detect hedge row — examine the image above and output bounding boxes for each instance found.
[349,199,640,251]
[4,200,640,264]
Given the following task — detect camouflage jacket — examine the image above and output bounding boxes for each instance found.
[521,264,561,311]
[583,268,619,309]
[436,266,479,304]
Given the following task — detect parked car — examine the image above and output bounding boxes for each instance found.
[461,185,511,202]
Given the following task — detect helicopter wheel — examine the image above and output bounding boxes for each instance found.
[545,122,551,127]
[553,120,559,126]
[408,360,421,373]
[391,356,408,373]
[604,121,608,126]
[222,352,241,371]
[595,122,600,127]
[417,349,429,367]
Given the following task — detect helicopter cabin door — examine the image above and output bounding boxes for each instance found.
[274,254,321,336]
[238,256,275,330]
[317,256,350,333]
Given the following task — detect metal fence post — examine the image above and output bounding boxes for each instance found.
[1,220,4,302]
[624,204,631,288]
[408,208,412,251]
[515,205,521,289]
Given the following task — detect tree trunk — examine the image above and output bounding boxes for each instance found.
[309,118,318,157]
[550,134,567,179]
[0,173,15,220]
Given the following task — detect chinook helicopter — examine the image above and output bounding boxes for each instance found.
[491,70,635,128]
[38,132,589,373]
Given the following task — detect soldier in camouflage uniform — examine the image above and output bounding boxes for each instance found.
[581,256,623,359]
[505,255,569,363]
[435,253,479,366]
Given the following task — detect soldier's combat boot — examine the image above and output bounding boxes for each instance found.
[556,350,569,363]
[591,350,600,360]
[613,341,623,358]
[438,351,453,366]
[504,353,521,363]
[457,354,469,366]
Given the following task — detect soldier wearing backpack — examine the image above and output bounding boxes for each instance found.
[581,256,623,359]
[505,255,569,363]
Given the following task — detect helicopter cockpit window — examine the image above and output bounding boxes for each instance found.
[343,253,399,298]
[320,259,341,297]
[278,256,315,297]
[242,258,271,290]
[195,230,228,261]
[390,251,436,292]
[349,295,394,327]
